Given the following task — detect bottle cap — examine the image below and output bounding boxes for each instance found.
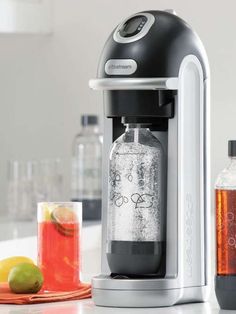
[81,115,98,126]
[228,140,236,157]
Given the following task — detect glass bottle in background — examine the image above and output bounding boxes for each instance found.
[215,140,236,310]
[71,115,102,220]
[106,123,166,275]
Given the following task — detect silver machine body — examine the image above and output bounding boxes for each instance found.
[89,10,210,307]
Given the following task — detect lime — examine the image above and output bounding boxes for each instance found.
[51,207,77,236]
[8,263,43,294]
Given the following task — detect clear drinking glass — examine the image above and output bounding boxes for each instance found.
[37,202,82,291]
[7,160,38,220]
[37,159,63,202]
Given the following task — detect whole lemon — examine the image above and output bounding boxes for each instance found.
[0,256,34,282]
[8,263,44,294]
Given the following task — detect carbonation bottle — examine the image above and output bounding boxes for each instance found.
[106,123,166,276]
[215,140,236,310]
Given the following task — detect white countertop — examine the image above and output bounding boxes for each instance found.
[0,222,102,282]
[0,297,221,314]
[0,222,222,314]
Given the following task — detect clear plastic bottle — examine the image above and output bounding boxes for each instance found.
[215,140,236,310]
[71,115,102,220]
[106,124,166,275]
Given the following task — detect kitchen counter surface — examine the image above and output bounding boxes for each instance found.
[0,297,222,314]
[0,221,222,313]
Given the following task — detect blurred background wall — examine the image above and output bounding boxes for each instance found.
[0,0,234,215]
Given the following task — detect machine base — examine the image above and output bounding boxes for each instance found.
[92,275,209,307]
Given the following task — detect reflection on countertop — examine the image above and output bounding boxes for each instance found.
[0,298,221,314]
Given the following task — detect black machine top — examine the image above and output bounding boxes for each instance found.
[98,10,209,79]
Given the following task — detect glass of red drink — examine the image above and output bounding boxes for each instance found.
[37,202,82,291]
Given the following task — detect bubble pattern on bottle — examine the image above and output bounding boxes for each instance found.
[108,142,163,242]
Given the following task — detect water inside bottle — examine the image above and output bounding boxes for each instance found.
[109,141,162,242]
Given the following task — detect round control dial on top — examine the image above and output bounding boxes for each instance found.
[113,13,155,44]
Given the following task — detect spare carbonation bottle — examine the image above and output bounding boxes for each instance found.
[106,122,166,276]
[215,140,236,310]
[71,115,102,220]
